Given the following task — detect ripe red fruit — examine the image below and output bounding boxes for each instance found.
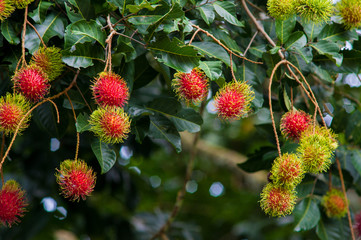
[89,106,131,144]
[0,180,28,227]
[56,159,96,201]
[172,68,209,104]
[322,189,348,218]
[355,211,361,237]
[214,81,254,120]
[92,72,129,107]
[12,65,50,102]
[280,110,312,141]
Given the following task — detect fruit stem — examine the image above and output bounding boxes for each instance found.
[0,133,4,185]
[65,92,79,161]
[26,20,46,48]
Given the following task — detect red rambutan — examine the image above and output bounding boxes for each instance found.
[355,211,361,237]
[56,159,96,201]
[12,65,50,102]
[322,189,348,218]
[214,81,254,120]
[280,110,312,141]
[172,68,209,104]
[89,106,131,144]
[92,72,129,108]
[0,180,28,227]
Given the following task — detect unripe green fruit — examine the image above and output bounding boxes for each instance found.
[295,0,334,23]
[337,0,361,29]
[267,0,296,20]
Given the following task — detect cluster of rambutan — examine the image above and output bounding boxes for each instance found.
[0,0,35,21]
[172,68,254,121]
[260,110,339,217]
[267,0,361,28]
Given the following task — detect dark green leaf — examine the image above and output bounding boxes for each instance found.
[65,2,84,22]
[294,197,320,232]
[238,147,277,172]
[198,5,214,25]
[127,0,161,13]
[91,139,117,174]
[66,20,106,49]
[345,110,361,144]
[68,0,95,20]
[316,216,351,240]
[1,20,20,45]
[29,0,54,24]
[75,112,91,132]
[318,23,358,42]
[199,61,222,81]
[309,40,342,66]
[213,1,243,27]
[311,64,333,83]
[192,42,230,66]
[302,22,325,41]
[276,15,296,44]
[285,32,307,51]
[62,42,105,68]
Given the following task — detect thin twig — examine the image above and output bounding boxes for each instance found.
[48,99,60,123]
[0,134,4,185]
[26,20,46,47]
[188,28,201,45]
[230,54,237,81]
[114,32,146,46]
[65,92,80,161]
[75,83,93,112]
[184,0,217,13]
[20,6,29,69]
[245,0,266,14]
[336,158,356,240]
[243,31,258,56]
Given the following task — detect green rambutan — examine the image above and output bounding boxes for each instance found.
[297,125,338,174]
[267,0,296,20]
[30,46,64,81]
[89,106,131,144]
[0,0,15,21]
[13,0,34,9]
[295,0,334,23]
[322,188,348,218]
[260,183,297,217]
[337,0,361,29]
[270,153,304,189]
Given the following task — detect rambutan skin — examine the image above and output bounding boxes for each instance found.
[0,180,28,227]
[89,106,131,144]
[30,46,64,81]
[322,189,347,218]
[0,0,15,21]
[270,153,304,189]
[56,159,96,201]
[337,0,361,29]
[13,0,34,9]
[12,65,50,102]
[354,211,361,237]
[172,68,209,104]
[267,0,296,20]
[297,126,338,174]
[92,72,129,108]
[280,110,312,141]
[0,93,31,135]
[295,0,334,23]
[214,81,255,120]
[260,183,297,217]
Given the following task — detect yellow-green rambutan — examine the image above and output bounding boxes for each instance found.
[89,106,131,144]
[322,188,348,218]
[337,0,361,29]
[267,0,296,20]
[295,0,334,23]
[30,46,64,81]
[260,183,297,217]
[270,153,304,189]
[0,0,15,21]
[13,0,34,9]
[0,93,31,135]
[297,125,338,174]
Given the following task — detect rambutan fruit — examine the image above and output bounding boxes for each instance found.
[91,72,129,108]
[337,0,361,29]
[270,153,304,189]
[322,188,348,218]
[260,183,297,217]
[0,0,15,21]
[13,0,34,9]
[297,126,338,174]
[295,0,334,23]
[56,159,96,201]
[89,106,131,144]
[0,93,31,135]
[267,0,296,20]
[12,65,50,102]
[172,68,209,105]
[30,46,64,81]
[355,211,361,237]
[280,110,312,141]
[214,81,254,120]
[0,180,28,227]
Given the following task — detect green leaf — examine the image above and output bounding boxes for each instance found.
[348,149,361,176]
[67,20,106,48]
[311,64,333,83]
[107,0,134,14]
[198,5,215,25]
[147,98,203,133]
[345,110,361,144]
[191,42,230,66]
[318,23,358,42]
[29,0,54,24]
[212,29,242,54]
[62,42,105,68]
[213,1,243,27]
[302,21,325,41]
[292,46,313,64]
[75,112,91,132]
[91,139,117,174]
[316,217,351,240]
[309,40,342,66]
[68,0,95,20]
[269,46,281,55]
[340,50,361,73]
[25,13,65,54]
[127,0,161,13]
[275,15,296,44]
[238,147,277,172]
[294,197,320,232]
[1,20,20,45]
[199,61,222,81]
[285,32,307,51]
[148,36,199,72]
[65,2,84,23]
[148,114,182,153]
